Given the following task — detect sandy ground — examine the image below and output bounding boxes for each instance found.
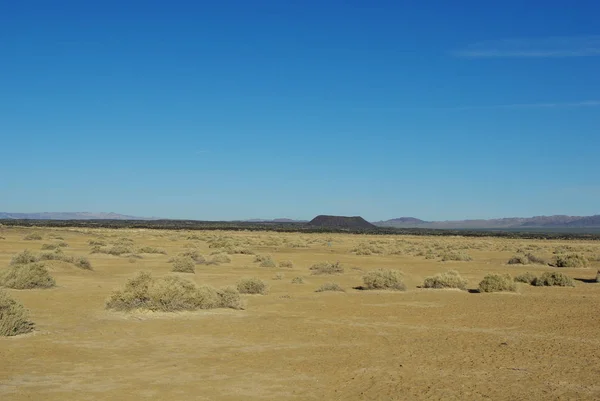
[1,227,599,400]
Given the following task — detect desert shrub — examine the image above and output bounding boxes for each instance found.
[0,290,35,336]
[514,272,537,284]
[237,277,268,295]
[41,243,58,250]
[440,251,472,262]
[273,273,284,280]
[279,260,294,268]
[533,272,575,287]
[210,253,231,264]
[10,250,39,266]
[105,272,242,311]
[172,256,196,273]
[291,276,305,284]
[88,240,106,246]
[0,263,56,289]
[138,246,167,255]
[73,257,92,270]
[508,253,546,265]
[362,269,406,291]
[253,254,272,263]
[259,256,276,268]
[478,274,516,293]
[106,245,133,256]
[551,253,589,268]
[309,262,344,275]
[56,241,69,248]
[23,233,42,241]
[423,270,468,290]
[315,282,345,292]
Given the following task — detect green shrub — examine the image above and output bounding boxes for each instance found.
[0,263,56,289]
[423,270,468,290]
[0,290,35,336]
[23,233,42,241]
[309,262,344,275]
[237,277,269,295]
[551,253,589,268]
[362,269,406,291]
[514,272,537,284]
[172,256,196,273]
[291,276,305,284]
[440,251,472,262]
[315,282,345,292]
[478,274,516,293]
[105,272,242,311]
[10,250,39,266]
[138,246,167,255]
[533,272,575,287]
[279,260,294,268]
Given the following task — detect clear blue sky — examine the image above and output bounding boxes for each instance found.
[1,1,599,221]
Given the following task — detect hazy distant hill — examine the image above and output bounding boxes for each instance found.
[0,212,156,220]
[309,215,376,230]
[374,215,600,229]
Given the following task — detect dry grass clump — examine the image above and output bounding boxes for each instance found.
[551,253,589,268]
[0,290,35,336]
[315,282,345,292]
[138,246,167,255]
[10,250,39,266]
[423,270,468,290]
[91,245,133,256]
[533,272,575,287]
[23,233,43,241]
[41,243,59,250]
[309,261,344,275]
[259,256,276,268]
[272,273,285,280]
[508,253,546,265]
[210,253,231,264]
[73,256,93,270]
[362,269,406,291]
[440,251,473,262]
[171,256,196,273]
[478,274,516,293]
[172,250,205,264]
[278,260,294,268]
[291,276,305,284]
[514,272,537,284]
[88,240,106,246]
[237,277,269,295]
[351,242,384,256]
[105,272,243,311]
[35,250,93,270]
[0,263,56,289]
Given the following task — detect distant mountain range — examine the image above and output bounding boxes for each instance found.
[373,215,600,229]
[241,218,309,223]
[0,212,156,220]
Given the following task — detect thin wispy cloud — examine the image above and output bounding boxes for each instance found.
[455,35,600,58]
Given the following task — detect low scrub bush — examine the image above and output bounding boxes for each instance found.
[315,282,345,292]
[253,254,272,263]
[440,251,472,262]
[0,263,56,289]
[273,273,285,280]
[362,269,406,291]
[41,243,59,250]
[237,277,269,295]
[0,290,35,336]
[210,253,231,264]
[279,260,294,268]
[23,233,42,241]
[138,246,167,255]
[172,256,196,273]
[514,272,537,284]
[508,253,546,265]
[73,257,92,270]
[478,274,516,293]
[551,253,589,268]
[423,270,468,290]
[259,256,276,268]
[291,276,305,284]
[533,272,575,287]
[105,272,242,311]
[309,262,344,275]
[88,240,106,246]
[10,250,39,266]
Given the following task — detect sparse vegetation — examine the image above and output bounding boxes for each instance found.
[315,282,344,292]
[210,253,231,264]
[0,290,35,336]
[551,253,589,268]
[105,272,242,311]
[73,257,93,270]
[423,270,468,290]
[273,273,284,280]
[10,249,39,266]
[237,277,269,295]
[440,251,472,262]
[508,253,546,265]
[362,269,406,291]
[172,256,196,273]
[88,240,106,246]
[23,233,42,241]
[258,255,276,267]
[278,260,294,268]
[178,250,206,264]
[309,261,344,275]
[138,246,167,255]
[291,276,305,284]
[0,263,56,289]
[478,274,516,293]
[514,272,537,284]
[533,272,575,287]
